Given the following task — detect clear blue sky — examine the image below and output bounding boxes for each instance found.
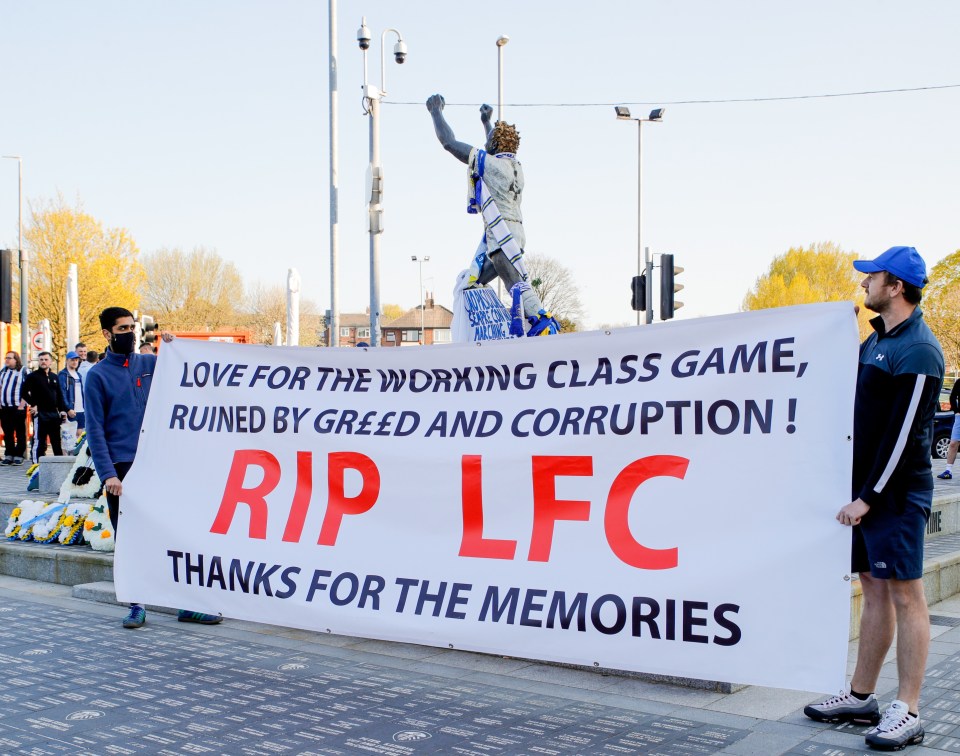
[2,0,958,328]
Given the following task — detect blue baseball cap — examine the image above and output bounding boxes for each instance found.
[65,351,80,360]
[853,246,928,288]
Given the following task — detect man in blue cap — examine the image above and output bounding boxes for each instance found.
[805,246,943,751]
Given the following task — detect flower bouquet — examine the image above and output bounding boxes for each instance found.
[83,495,114,552]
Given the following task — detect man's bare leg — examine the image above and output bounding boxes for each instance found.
[851,572,896,695]
[888,577,929,712]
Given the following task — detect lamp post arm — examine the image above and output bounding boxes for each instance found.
[380,28,402,96]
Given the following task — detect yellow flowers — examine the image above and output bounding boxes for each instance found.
[84,521,94,531]
[11,508,20,518]
[100,531,111,539]
[63,516,75,527]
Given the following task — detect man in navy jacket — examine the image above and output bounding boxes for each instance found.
[85,307,222,630]
[805,247,944,751]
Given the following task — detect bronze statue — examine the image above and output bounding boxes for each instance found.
[426,94,560,337]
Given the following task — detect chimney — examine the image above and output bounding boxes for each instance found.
[425,291,434,309]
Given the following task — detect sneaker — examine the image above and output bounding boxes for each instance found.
[938,470,953,480]
[177,610,223,625]
[0,457,11,466]
[865,700,924,750]
[122,605,146,629]
[803,690,880,725]
[11,457,23,466]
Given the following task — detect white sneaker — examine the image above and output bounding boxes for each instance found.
[804,689,880,724]
[865,699,924,750]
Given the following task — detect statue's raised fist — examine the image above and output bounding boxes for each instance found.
[480,103,494,121]
[426,94,445,113]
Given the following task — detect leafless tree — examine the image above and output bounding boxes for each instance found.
[523,252,585,327]
[141,247,244,332]
[242,282,323,345]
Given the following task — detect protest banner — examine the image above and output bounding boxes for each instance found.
[116,302,858,692]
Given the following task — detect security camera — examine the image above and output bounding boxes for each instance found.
[394,39,407,64]
[357,18,371,50]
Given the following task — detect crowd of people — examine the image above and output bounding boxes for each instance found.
[0,342,101,464]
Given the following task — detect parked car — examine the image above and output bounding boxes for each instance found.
[933,388,955,459]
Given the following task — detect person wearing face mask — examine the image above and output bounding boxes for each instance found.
[85,306,223,630]
[21,351,68,461]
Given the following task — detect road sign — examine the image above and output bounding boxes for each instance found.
[31,330,44,350]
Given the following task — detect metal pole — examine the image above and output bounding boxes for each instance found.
[645,247,653,325]
[636,245,641,326]
[637,121,643,325]
[329,0,340,347]
[369,95,381,347]
[497,43,505,121]
[17,160,24,359]
[3,158,26,358]
[418,259,424,345]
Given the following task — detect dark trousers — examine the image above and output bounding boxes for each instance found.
[0,406,27,458]
[106,461,134,532]
[33,416,63,461]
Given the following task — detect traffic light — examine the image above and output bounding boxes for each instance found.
[660,254,684,321]
[631,274,646,312]
[0,250,12,324]
[141,314,159,344]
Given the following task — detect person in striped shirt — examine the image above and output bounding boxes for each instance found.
[0,351,28,465]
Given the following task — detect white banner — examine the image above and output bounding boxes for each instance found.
[117,303,858,692]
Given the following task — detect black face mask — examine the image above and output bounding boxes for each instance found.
[111,331,136,355]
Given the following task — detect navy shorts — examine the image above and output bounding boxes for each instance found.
[852,488,932,580]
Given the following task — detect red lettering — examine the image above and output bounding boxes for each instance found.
[604,455,687,570]
[318,452,380,546]
[459,455,517,560]
[210,449,281,538]
[281,451,314,543]
[528,455,593,562]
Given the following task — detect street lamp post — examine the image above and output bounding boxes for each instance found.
[358,18,408,347]
[411,255,430,345]
[328,0,340,347]
[494,35,511,301]
[496,35,509,122]
[2,156,26,358]
[614,107,665,325]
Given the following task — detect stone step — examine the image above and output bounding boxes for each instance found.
[72,580,181,617]
[0,540,113,585]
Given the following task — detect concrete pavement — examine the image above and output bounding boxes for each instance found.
[7,576,960,753]
[5,463,960,752]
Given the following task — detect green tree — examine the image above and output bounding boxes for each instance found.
[140,247,244,332]
[24,196,143,357]
[923,249,960,371]
[743,242,870,338]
